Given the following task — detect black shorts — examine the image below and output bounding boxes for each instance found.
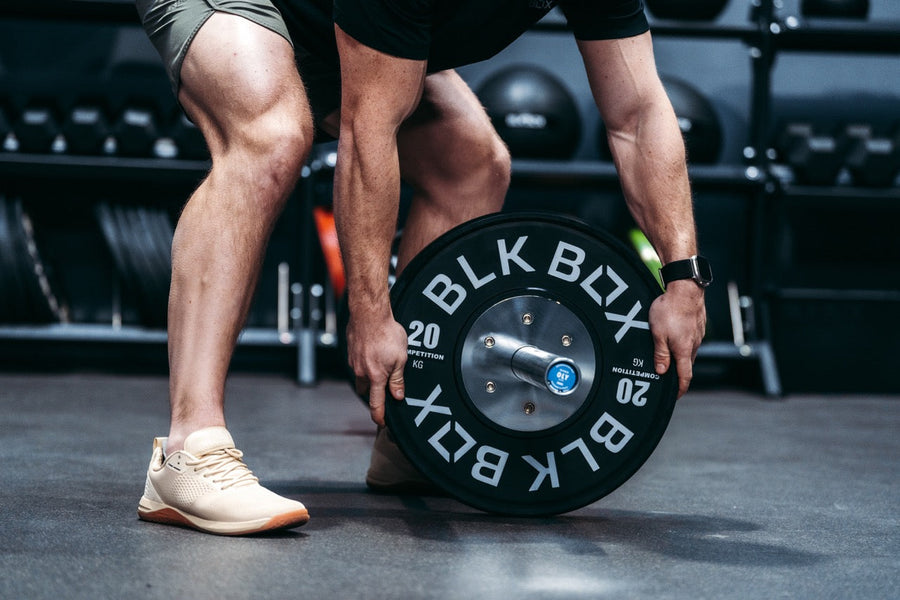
[136,0,648,132]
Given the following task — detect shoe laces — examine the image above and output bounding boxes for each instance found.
[187,447,259,489]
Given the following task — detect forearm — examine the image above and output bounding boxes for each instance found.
[610,106,697,266]
[577,35,698,265]
[333,124,401,320]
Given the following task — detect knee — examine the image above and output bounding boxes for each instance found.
[479,132,512,206]
[426,118,511,209]
[192,89,313,219]
[238,100,314,198]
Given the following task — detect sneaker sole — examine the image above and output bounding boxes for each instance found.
[138,497,309,536]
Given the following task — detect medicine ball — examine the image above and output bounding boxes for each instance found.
[597,76,722,165]
[801,0,869,18]
[477,65,581,160]
[645,0,729,21]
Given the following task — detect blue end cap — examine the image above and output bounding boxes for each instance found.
[547,363,578,394]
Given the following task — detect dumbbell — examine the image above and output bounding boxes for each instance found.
[115,104,160,157]
[842,124,900,188]
[777,122,846,186]
[14,103,61,154]
[62,102,111,156]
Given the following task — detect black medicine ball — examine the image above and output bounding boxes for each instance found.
[477,66,581,160]
[801,0,869,18]
[597,76,723,165]
[645,0,729,21]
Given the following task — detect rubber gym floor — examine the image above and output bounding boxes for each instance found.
[1,371,897,600]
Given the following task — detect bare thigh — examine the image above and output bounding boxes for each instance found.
[395,70,511,266]
[177,11,313,157]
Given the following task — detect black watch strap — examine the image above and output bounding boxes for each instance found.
[659,255,713,289]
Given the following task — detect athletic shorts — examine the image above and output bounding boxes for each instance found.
[135,0,342,129]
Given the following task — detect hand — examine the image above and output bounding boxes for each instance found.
[346,308,409,426]
[648,280,707,398]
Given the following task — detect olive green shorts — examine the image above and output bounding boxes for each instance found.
[136,0,293,96]
[136,0,341,132]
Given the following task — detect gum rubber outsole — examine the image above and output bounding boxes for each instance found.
[138,501,309,536]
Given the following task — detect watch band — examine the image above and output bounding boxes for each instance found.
[659,255,713,289]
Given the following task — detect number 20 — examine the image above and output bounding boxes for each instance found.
[408,320,440,349]
[616,377,650,407]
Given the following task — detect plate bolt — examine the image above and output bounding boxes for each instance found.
[524,401,535,415]
[486,381,496,393]
[522,313,534,325]
[561,334,573,347]
[484,336,495,348]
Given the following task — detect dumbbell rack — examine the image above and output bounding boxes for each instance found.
[753,1,900,393]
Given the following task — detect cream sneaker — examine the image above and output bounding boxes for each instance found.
[138,427,309,535]
[365,427,443,495]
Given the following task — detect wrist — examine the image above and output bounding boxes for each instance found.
[663,278,706,298]
[347,286,394,321]
[659,255,713,290]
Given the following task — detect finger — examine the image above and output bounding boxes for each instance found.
[674,349,694,398]
[368,382,386,427]
[653,332,671,376]
[388,365,405,401]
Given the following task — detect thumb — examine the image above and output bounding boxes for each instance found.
[654,335,671,376]
[388,365,405,401]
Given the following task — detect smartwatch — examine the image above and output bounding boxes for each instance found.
[659,255,713,290]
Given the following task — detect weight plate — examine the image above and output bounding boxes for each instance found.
[0,195,17,322]
[113,205,159,325]
[8,198,65,322]
[386,212,677,516]
[2,196,35,322]
[134,206,172,325]
[96,202,133,300]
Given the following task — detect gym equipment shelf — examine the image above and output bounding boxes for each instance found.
[777,183,900,202]
[757,2,900,394]
[533,9,762,42]
[510,160,765,189]
[0,153,210,184]
[773,18,900,54]
[0,153,763,189]
[0,323,287,345]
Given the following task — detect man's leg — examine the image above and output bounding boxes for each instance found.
[395,69,511,271]
[165,12,314,453]
[365,69,510,492]
[138,11,314,535]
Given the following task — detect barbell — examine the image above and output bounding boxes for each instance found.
[345,213,679,516]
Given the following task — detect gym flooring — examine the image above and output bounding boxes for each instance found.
[1,371,897,599]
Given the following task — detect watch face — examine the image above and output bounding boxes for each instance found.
[694,257,713,286]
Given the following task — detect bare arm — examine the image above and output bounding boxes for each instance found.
[333,25,427,424]
[577,32,706,397]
